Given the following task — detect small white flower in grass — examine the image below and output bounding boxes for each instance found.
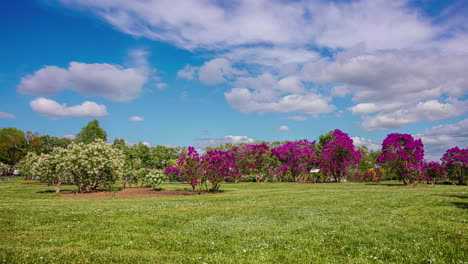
[242,249,247,253]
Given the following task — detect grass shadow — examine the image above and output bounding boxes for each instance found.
[439,194,468,210]
[36,190,57,193]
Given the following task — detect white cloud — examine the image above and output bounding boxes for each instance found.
[129,116,144,122]
[225,88,334,116]
[198,58,246,85]
[351,137,380,152]
[59,0,442,53]
[155,83,168,89]
[30,97,108,118]
[18,51,150,102]
[0,112,15,119]
[196,135,254,149]
[287,115,307,121]
[177,65,198,80]
[63,134,76,139]
[278,125,289,132]
[18,66,70,96]
[418,119,468,161]
[361,99,467,131]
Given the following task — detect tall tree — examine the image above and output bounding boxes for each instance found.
[0,127,26,167]
[377,133,424,185]
[320,129,362,182]
[76,120,107,144]
[40,135,73,154]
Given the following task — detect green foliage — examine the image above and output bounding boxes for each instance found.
[40,135,73,154]
[315,130,334,156]
[75,120,107,144]
[357,146,381,172]
[0,127,26,167]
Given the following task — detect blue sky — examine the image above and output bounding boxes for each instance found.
[1,0,467,160]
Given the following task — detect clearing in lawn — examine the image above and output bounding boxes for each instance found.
[0,180,466,263]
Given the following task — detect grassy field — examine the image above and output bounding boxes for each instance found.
[0,180,466,264]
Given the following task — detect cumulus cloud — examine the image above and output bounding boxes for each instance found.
[278,125,289,132]
[418,119,468,161]
[58,0,443,53]
[59,0,468,129]
[225,73,335,117]
[18,50,151,102]
[129,116,144,122]
[177,65,198,80]
[30,97,108,118]
[198,58,246,85]
[196,135,254,149]
[360,99,467,131]
[63,134,76,139]
[351,137,380,152]
[0,112,15,119]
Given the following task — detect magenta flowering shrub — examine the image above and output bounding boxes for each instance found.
[320,130,361,182]
[201,150,239,191]
[270,139,318,182]
[177,147,202,190]
[423,161,447,183]
[228,144,270,181]
[377,133,424,185]
[164,166,181,182]
[441,147,468,185]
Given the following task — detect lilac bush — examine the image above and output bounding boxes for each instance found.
[423,161,447,184]
[270,139,318,182]
[441,147,468,185]
[377,133,424,185]
[177,147,202,191]
[320,129,361,182]
[228,144,270,182]
[201,150,238,191]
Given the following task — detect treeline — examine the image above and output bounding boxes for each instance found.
[0,120,183,174]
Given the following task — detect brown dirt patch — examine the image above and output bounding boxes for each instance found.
[60,187,211,199]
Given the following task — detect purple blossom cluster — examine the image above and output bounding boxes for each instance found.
[171,131,466,189]
[177,147,239,191]
[377,133,425,185]
[270,139,318,181]
[441,147,468,185]
[320,129,362,182]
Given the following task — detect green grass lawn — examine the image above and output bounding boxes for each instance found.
[0,180,466,264]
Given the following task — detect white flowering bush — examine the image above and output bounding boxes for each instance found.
[32,149,67,192]
[63,139,125,193]
[15,152,39,179]
[0,162,10,176]
[139,168,165,190]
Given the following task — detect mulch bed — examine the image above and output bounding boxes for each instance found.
[60,187,211,199]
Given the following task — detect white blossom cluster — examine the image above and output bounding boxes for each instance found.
[144,169,165,190]
[31,149,67,192]
[63,139,125,192]
[0,161,10,175]
[15,152,39,178]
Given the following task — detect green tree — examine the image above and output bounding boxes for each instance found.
[76,120,107,144]
[357,146,381,172]
[40,135,73,154]
[0,127,26,167]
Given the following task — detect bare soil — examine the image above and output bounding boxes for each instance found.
[60,187,211,198]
